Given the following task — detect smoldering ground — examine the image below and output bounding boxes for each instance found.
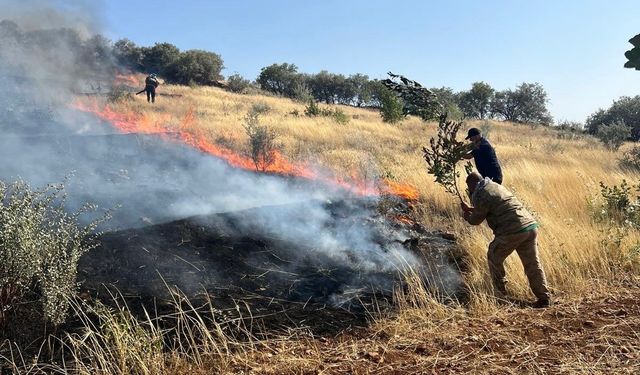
[0,4,462,309]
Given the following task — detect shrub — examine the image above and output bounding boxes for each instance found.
[591,180,640,228]
[0,180,105,326]
[250,102,271,116]
[226,74,251,93]
[243,110,279,172]
[618,145,640,171]
[304,101,349,124]
[377,87,404,124]
[332,108,350,125]
[596,121,632,150]
[304,100,321,117]
[291,81,314,103]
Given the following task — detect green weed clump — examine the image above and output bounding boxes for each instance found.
[0,180,106,326]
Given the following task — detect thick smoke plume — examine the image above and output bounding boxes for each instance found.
[0,3,461,302]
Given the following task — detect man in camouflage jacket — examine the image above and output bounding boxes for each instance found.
[461,172,551,308]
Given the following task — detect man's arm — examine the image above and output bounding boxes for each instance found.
[461,202,488,225]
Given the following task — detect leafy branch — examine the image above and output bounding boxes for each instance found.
[422,113,473,203]
[381,72,472,203]
[380,72,443,121]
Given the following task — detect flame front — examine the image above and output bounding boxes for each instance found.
[72,98,419,200]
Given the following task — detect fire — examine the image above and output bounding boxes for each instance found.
[113,73,139,87]
[71,97,420,200]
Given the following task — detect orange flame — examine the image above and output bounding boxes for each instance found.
[71,98,420,200]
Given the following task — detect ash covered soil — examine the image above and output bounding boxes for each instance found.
[78,198,462,333]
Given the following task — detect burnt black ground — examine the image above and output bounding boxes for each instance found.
[78,198,462,334]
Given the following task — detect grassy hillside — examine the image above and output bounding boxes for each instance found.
[109,81,639,300]
[59,81,640,374]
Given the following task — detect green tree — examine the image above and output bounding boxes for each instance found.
[491,83,552,125]
[113,38,144,70]
[624,34,640,70]
[380,72,442,121]
[376,86,404,124]
[458,81,495,119]
[165,49,224,85]
[596,121,632,151]
[430,86,463,119]
[226,73,251,93]
[586,96,640,140]
[141,42,180,75]
[256,63,302,97]
[347,74,372,106]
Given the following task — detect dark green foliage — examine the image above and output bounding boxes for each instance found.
[226,73,251,93]
[624,34,640,70]
[304,100,350,124]
[376,86,405,124]
[164,49,224,85]
[458,82,495,120]
[304,100,321,117]
[113,38,144,70]
[619,146,640,171]
[348,74,374,106]
[381,72,442,121]
[141,42,180,75]
[308,70,345,104]
[586,96,640,140]
[422,113,474,202]
[491,83,553,125]
[596,121,632,150]
[257,63,303,97]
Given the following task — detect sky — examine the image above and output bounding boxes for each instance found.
[94,1,640,122]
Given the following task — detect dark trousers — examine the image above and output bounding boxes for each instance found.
[146,88,156,103]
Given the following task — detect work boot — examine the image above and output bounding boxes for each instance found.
[532,299,552,309]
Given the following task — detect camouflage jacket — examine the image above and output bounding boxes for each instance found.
[467,179,536,236]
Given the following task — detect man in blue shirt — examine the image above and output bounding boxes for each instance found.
[463,127,503,184]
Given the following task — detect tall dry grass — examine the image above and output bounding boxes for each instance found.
[4,82,635,374]
[116,82,640,302]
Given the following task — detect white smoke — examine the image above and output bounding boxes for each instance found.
[0,2,461,302]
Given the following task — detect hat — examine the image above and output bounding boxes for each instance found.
[465,128,481,140]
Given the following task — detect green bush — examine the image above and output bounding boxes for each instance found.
[243,110,279,171]
[596,121,632,151]
[226,74,251,93]
[304,100,321,117]
[304,101,349,124]
[618,145,640,171]
[332,108,350,125]
[0,180,106,326]
[591,180,640,228]
[377,87,404,124]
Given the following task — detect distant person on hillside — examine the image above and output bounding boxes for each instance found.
[136,73,160,103]
[463,127,503,184]
[461,172,551,308]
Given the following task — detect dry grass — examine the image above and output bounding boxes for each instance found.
[118,81,640,300]
[3,81,639,374]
